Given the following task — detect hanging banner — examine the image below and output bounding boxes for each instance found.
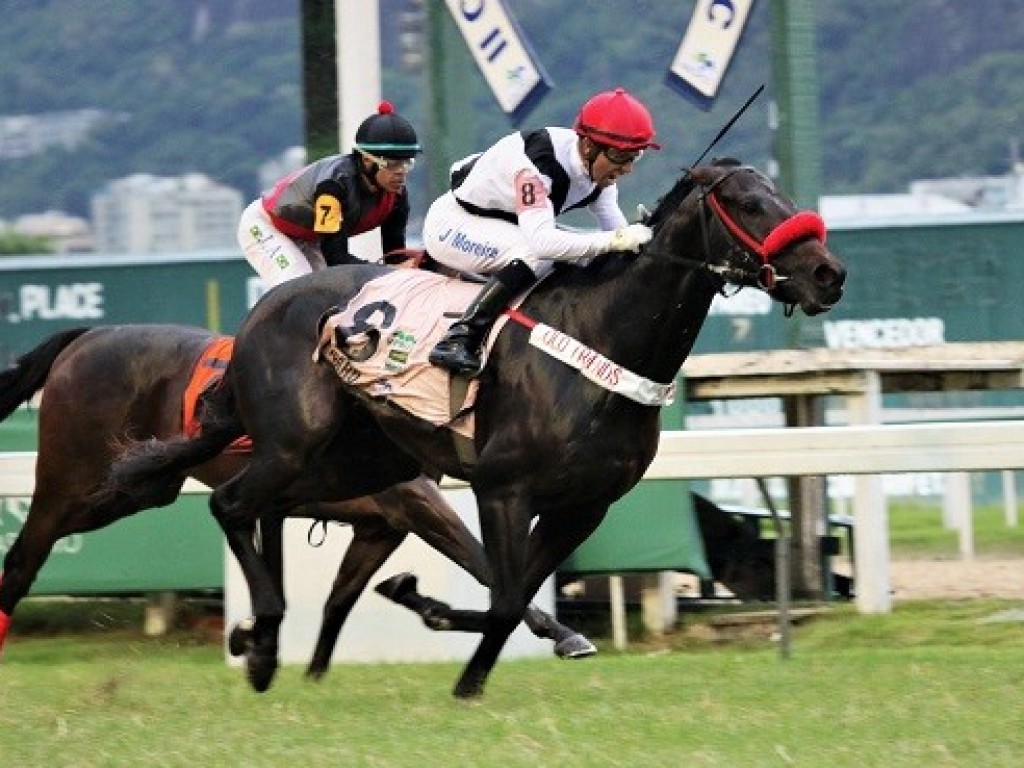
[445,0,551,124]
[666,0,754,109]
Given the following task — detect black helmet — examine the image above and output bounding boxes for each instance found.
[354,101,421,159]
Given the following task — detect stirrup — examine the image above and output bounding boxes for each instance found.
[428,342,483,375]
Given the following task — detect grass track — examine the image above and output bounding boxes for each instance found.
[3,600,1024,767]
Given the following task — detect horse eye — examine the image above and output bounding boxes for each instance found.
[740,197,763,215]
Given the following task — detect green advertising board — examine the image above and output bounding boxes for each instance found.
[0,408,223,595]
[0,251,259,367]
[0,254,242,593]
[823,216,1024,345]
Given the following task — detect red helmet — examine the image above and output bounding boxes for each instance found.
[574,88,660,151]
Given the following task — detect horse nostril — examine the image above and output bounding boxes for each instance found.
[815,263,846,289]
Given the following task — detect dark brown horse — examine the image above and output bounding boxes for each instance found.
[0,325,592,667]
[103,159,846,698]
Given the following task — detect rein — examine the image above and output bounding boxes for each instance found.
[642,166,828,295]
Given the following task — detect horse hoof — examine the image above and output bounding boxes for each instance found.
[554,634,598,660]
[227,619,255,657]
[304,664,328,683]
[246,653,279,693]
[453,679,485,700]
[375,572,418,602]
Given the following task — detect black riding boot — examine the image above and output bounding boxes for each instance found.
[429,259,536,374]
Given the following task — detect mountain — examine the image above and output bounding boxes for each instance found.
[1,0,1022,223]
[0,0,301,219]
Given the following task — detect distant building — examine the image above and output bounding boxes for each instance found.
[819,192,972,223]
[908,165,1024,212]
[12,210,94,253]
[0,109,126,159]
[91,173,243,253]
[821,165,1024,227]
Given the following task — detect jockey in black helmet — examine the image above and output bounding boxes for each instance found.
[239,101,422,287]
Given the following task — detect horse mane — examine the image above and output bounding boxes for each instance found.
[646,170,697,230]
[646,156,743,231]
[549,157,748,284]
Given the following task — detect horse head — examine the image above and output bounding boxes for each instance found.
[648,158,846,316]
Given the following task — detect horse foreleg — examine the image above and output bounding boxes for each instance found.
[374,572,486,632]
[305,518,407,681]
[374,570,594,658]
[374,478,595,658]
[452,491,534,699]
[517,504,610,649]
[522,604,596,658]
[522,506,609,606]
[451,498,608,699]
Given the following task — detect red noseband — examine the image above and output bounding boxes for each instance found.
[707,193,827,263]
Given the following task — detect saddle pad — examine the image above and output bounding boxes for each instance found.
[182,336,252,452]
[314,270,489,438]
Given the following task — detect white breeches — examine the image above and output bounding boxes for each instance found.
[237,199,321,288]
[422,192,543,275]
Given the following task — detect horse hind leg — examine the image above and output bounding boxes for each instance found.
[0,537,35,654]
[211,466,289,693]
[226,514,288,661]
[0,471,185,656]
[0,496,84,656]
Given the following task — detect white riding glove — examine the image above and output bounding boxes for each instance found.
[608,223,653,253]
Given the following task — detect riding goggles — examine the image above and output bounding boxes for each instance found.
[602,146,644,166]
[358,149,416,172]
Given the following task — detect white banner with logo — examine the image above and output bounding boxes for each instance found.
[445,0,551,123]
[667,0,754,107]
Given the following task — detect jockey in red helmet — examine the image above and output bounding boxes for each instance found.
[424,87,660,374]
[575,86,660,154]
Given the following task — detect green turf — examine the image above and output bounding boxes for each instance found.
[888,501,1024,559]
[3,599,1023,767]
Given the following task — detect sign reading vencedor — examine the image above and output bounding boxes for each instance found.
[667,0,754,109]
[445,0,551,124]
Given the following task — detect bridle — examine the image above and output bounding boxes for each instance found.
[642,165,828,300]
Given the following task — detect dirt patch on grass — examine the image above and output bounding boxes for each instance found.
[889,558,1024,601]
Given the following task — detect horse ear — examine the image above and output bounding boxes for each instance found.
[688,164,720,186]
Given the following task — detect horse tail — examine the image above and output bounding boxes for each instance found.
[93,373,245,513]
[0,327,91,421]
